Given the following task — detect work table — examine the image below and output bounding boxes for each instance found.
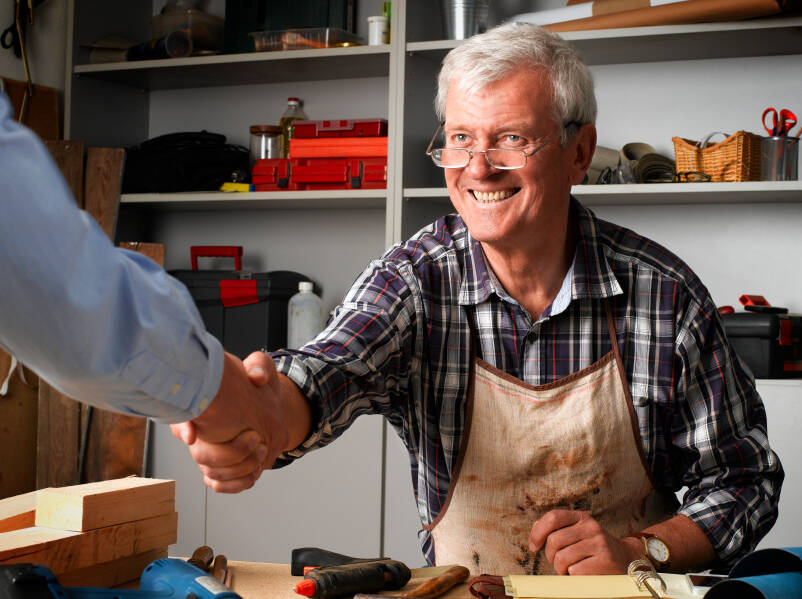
[228,562,472,599]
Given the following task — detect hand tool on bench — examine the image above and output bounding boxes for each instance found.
[292,547,410,599]
[0,558,241,599]
[353,565,471,599]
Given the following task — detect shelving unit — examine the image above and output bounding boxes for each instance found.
[403,181,802,206]
[66,0,802,568]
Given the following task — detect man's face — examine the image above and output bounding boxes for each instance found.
[443,69,589,249]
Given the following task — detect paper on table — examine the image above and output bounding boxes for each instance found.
[504,573,697,599]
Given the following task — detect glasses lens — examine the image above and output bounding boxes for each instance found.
[435,148,469,168]
[486,149,526,169]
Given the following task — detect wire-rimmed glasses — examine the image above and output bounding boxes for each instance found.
[425,122,580,170]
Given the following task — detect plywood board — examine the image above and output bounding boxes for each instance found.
[0,491,38,533]
[58,547,168,587]
[0,511,178,574]
[36,384,81,489]
[44,141,84,207]
[35,477,175,531]
[82,147,124,239]
[1,78,59,141]
[0,350,39,500]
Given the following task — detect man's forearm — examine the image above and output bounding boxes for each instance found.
[277,373,312,453]
[622,514,716,573]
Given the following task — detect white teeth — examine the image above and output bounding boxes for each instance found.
[472,189,515,203]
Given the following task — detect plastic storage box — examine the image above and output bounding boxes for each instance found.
[169,246,310,358]
[249,27,363,51]
[721,311,802,378]
[151,9,224,52]
[293,119,388,138]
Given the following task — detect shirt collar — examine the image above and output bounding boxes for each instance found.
[457,197,622,307]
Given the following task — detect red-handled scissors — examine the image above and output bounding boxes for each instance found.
[762,107,797,136]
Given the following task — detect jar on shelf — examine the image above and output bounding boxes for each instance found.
[249,125,282,165]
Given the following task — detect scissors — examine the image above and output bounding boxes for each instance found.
[762,107,798,137]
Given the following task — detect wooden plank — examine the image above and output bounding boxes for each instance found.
[0,511,178,574]
[1,78,60,141]
[80,147,152,485]
[58,547,167,587]
[44,141,84,208]
[0,491,38,533]
[82,147,124,238]
[0,349,39,499]
[36,384,81,489]
[35,142,85,490]
[35,477,174,532]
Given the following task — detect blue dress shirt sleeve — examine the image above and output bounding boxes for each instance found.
[0,92,223,423]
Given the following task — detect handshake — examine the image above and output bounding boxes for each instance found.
[170,351,312,494]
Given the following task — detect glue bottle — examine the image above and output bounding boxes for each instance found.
[279,97,308,158]
[287,281,323,349]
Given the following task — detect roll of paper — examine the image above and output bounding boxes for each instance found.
[544,0,781,33]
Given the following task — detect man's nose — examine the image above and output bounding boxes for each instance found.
[464,150,497,177]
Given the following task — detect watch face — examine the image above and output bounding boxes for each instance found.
[646,537,670,563]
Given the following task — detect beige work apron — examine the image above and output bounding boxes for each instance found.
[428,304,673,575]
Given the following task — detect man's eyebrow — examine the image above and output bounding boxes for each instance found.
[444,121,539,134]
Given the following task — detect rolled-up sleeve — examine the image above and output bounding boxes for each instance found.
[271,259,417,466]
[672,295,783,565]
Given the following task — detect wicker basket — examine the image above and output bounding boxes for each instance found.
[672,131,762,182]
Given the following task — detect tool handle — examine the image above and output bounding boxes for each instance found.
[301,560,412,599]
[400,566,470,599]
[190,245,243,271]
[188,545,215,571]
[291,547,376,576]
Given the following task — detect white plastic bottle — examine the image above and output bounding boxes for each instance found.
[287,281,323,350]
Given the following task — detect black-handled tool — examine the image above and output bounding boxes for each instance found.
[291,548,411,599]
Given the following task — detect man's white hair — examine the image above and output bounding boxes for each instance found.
[435,22,597,144]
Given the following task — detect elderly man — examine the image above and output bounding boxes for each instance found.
[175,23,782,576]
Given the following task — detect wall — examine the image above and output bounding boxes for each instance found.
[0,0,67,99]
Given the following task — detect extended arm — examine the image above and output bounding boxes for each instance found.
[0,92,223,422]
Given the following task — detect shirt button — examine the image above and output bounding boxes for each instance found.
[171,382,181,395]
[199,397,210,411]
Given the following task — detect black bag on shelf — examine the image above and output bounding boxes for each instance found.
[122,131,249,193]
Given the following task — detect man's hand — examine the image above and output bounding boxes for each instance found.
[528,510,643,575]
[171,351,311,493]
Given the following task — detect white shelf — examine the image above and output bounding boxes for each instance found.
[73,45,392,90]
[407,17,802,65]
[120,189,387,210]
[404,181,802,206]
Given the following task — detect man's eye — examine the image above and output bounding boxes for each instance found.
[451,133,469,145]
[502,134,527,146]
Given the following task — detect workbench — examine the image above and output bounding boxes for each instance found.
[228,562,472,599]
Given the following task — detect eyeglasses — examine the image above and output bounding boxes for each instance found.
[425,121,581,170]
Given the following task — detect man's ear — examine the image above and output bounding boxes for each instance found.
[568,123,597,186]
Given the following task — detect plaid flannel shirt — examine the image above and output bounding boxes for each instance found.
[272,198,783,567]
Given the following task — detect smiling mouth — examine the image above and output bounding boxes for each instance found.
[471,188,520,203]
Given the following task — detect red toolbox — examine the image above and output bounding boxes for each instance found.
[252,157,387,191]
[289,136,388,158]
[293,118,388,138]
[169,246,310,358]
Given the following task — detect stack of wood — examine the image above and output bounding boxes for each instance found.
[0,477,177,587]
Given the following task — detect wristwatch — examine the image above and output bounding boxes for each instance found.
[633,532,670,570]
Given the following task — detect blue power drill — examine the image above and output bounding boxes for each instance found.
[0,558,242,599]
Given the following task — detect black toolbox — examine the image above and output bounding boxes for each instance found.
[170,246,310,359]
[721,311,802,378]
